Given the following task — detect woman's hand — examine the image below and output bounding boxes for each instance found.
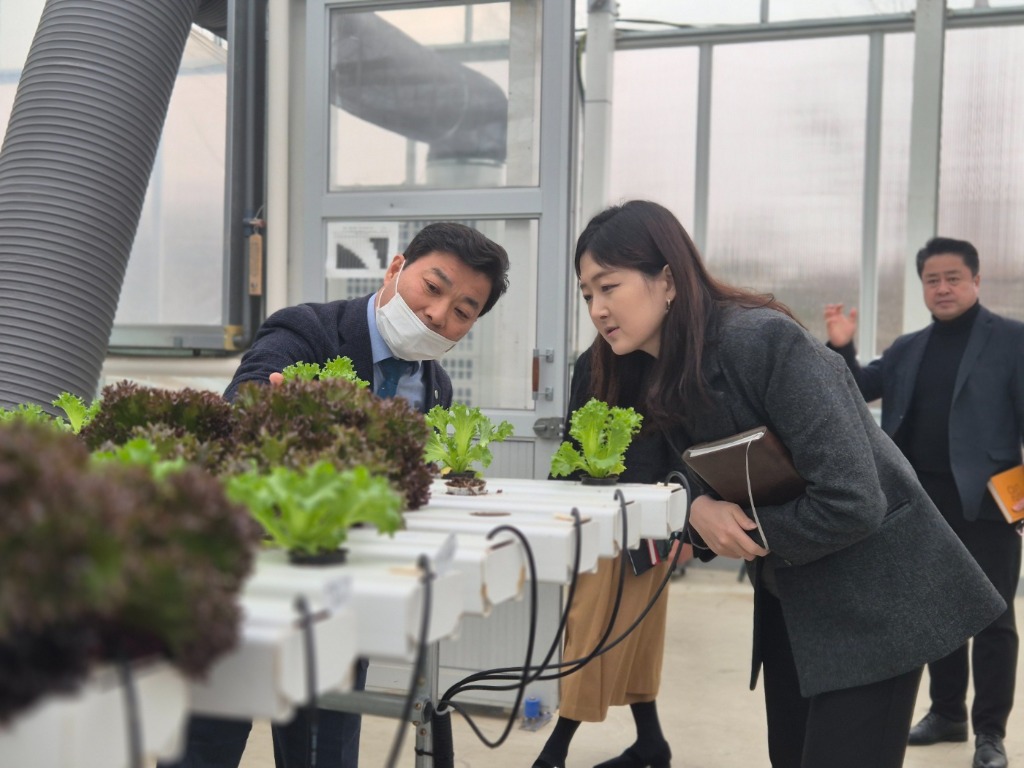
[688,495,769,561]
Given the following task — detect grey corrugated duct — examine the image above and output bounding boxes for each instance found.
[330,12,508,163]
[195,0,228,39]
[0,0,214,411]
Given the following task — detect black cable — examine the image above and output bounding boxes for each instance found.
[433,487,687,752]
[440,508,583,701]
[662,469,693,524]
[446,495,629,693]
[116,651,143,768]
[435,523,540,748]
[294,596,318,768]
[429,701,455,768]
[384,554,433,768]
[441,491,633,703]
[452,489,687,689]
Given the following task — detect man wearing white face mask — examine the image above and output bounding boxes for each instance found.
[168,222,509,768]
[225,221,509,406]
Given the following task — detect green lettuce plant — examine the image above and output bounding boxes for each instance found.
[424,402,514,477]
[280,355,369,388]
[226,462,403,558]
[52,392,101,434]
[549,398,643,480]
[0,390,100,433]
[0,402,51,426]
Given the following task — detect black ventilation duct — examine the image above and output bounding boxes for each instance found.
[330,12,508,164]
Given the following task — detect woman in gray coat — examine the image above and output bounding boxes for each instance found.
[573,200,1005,768]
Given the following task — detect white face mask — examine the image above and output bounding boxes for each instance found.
[375,263,457,361]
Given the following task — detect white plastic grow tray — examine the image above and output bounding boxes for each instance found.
[402,505,600,584]
[426,491,641,557]
[187,592,358,722]
[457,478,690,539]
[245,548,464,663]
[0,659,188,768]
[345,528,524,616]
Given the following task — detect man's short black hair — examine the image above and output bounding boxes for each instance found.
[916,236,980,277]
[403,222,510,316]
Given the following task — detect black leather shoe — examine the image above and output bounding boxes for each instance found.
[908,712,969,745]
[973,734,1008,768]
[593,741,671,768]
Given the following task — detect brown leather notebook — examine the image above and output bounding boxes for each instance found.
[682,426,807,508]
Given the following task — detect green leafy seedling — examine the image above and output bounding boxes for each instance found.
[0,402,51,426]
[280,356,369,388]
[549,398,643,479]
[226,462,402,556]
[52,392,101,434]
[424,402,514,476]
[91,437,188,481]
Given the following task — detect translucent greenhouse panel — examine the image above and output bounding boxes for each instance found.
[705,36,868,341]
[574,0,762,29]
[327,2,541,190]
[117,30,227,326]
[947,0,1024,8]
[0,7,228,330]
[875,33,913,353]
[939,25,1024,324]
[608,47,698,225]
[769,0,915,22]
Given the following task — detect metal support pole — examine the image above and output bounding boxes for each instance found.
[580,0,616,223]
[902,0,946,333]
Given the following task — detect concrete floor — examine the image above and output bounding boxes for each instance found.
[235,564,1023,768]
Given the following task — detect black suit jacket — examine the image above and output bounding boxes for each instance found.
[830,304,1024,521]
[224,294,453,410]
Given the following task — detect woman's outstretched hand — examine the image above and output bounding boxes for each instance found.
[688,495,769,561]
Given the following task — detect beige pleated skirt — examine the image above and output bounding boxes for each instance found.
[557,555,671,722]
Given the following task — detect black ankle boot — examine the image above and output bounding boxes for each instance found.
[593,740,671,768]
[532,756,565,768]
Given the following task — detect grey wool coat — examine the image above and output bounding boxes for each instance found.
[681,305,1005,698]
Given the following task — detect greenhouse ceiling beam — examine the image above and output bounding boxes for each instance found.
[613,7,1024,50]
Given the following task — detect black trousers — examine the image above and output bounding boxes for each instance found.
[760,590,922,768]
[160,658,368,768]
[917,471,1021,737]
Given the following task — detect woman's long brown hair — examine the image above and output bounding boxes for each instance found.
[574,200,796,429]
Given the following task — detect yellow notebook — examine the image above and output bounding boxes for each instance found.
[988,465,1024,525]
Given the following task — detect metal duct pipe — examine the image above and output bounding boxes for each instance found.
[330,12,508,163]
[195,0,228,39]
[0,0,209,410]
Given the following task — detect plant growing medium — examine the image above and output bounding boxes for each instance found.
[0,422,261,723]
[549,397,643,480]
